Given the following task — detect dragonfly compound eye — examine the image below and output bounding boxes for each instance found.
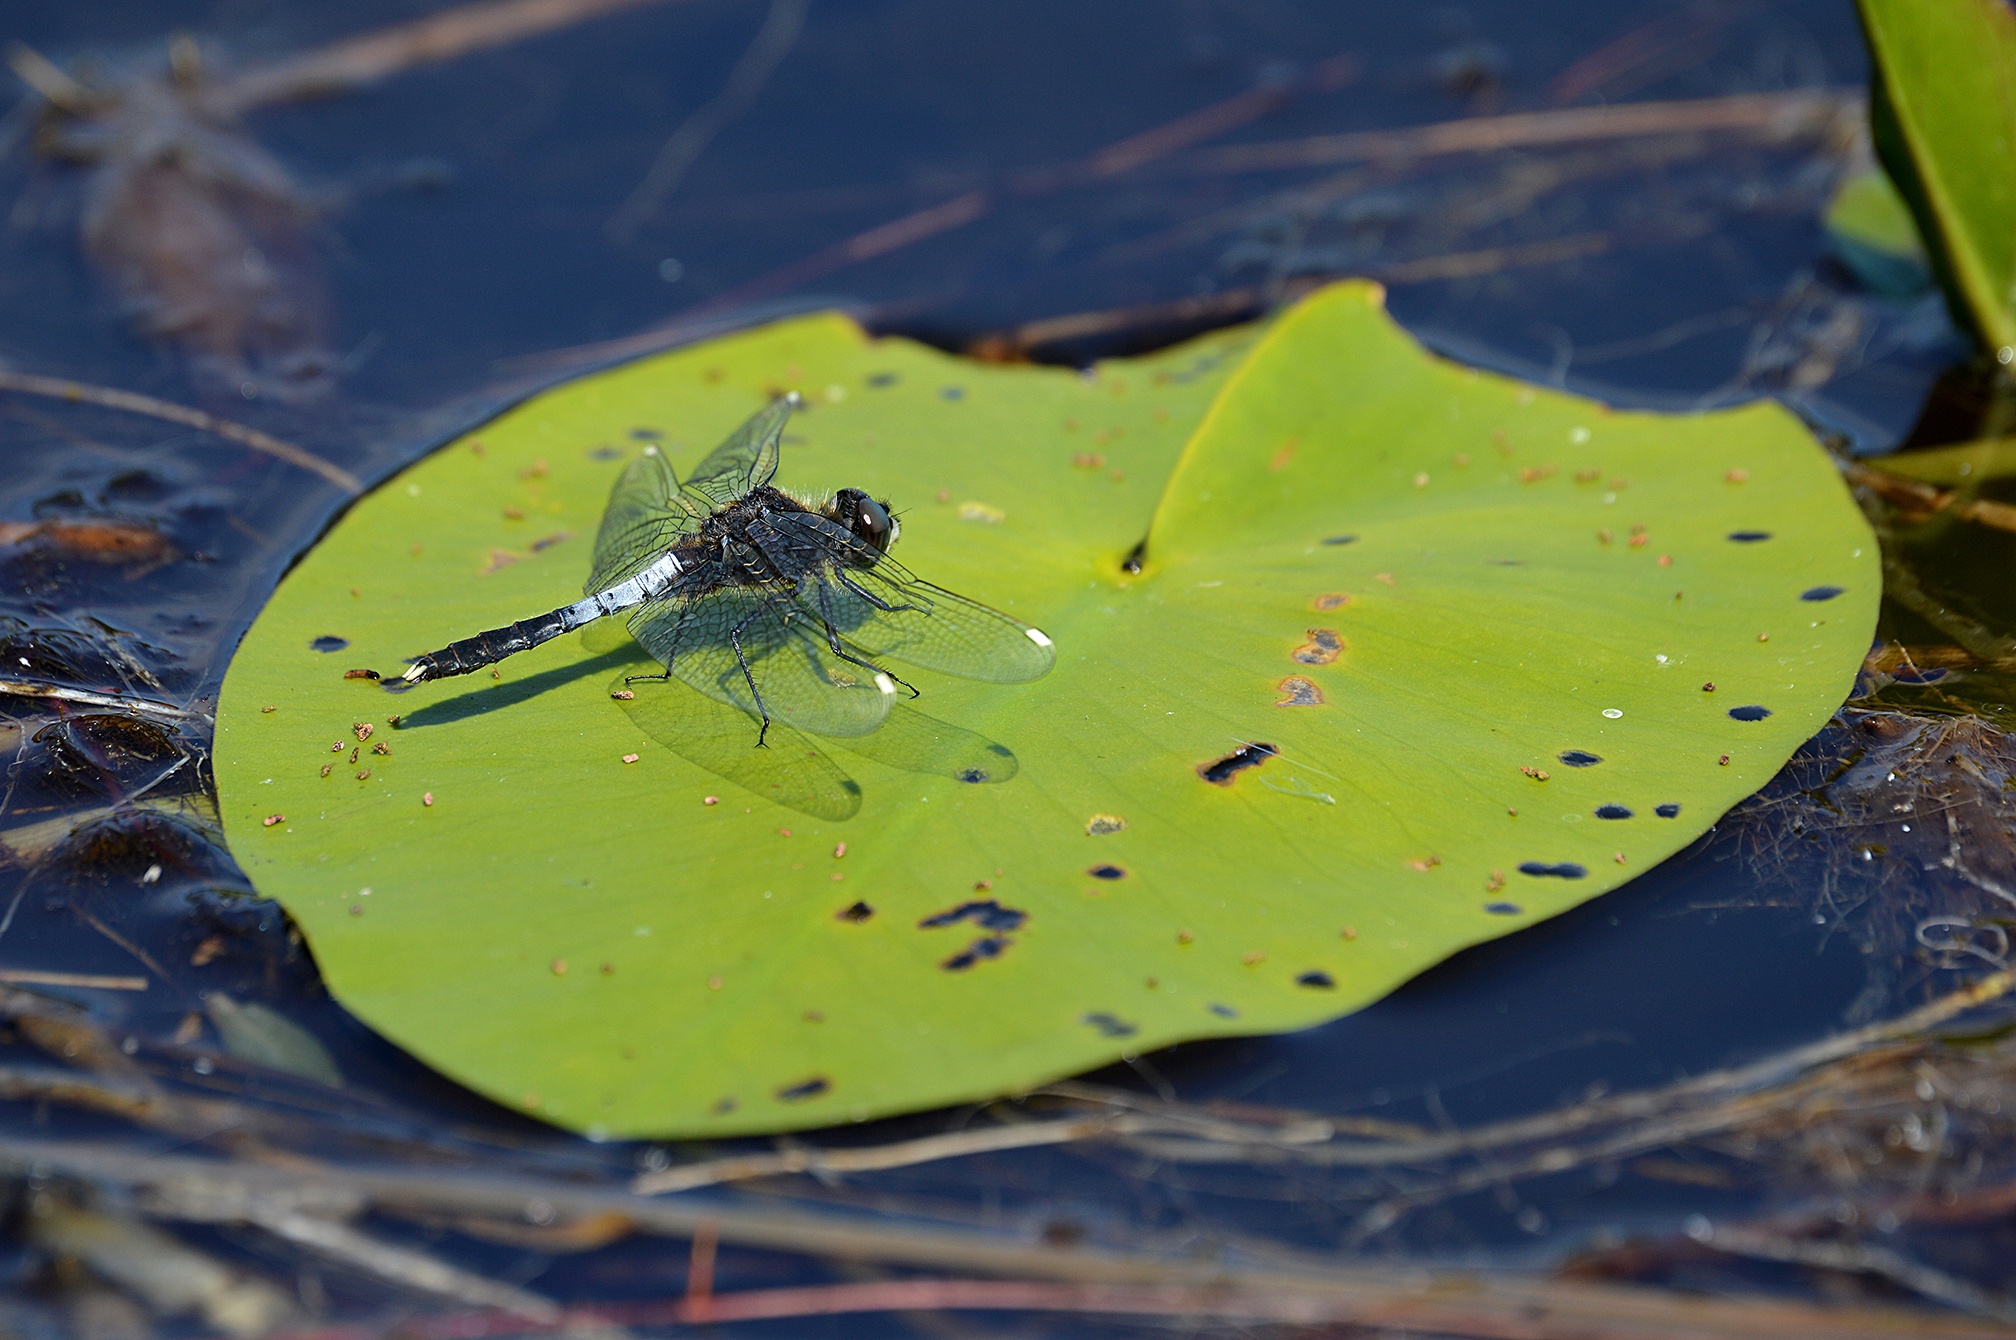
[843,492,897,553]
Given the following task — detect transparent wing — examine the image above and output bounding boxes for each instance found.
[678,394,793,511]
[626,566,896,738]
[607,671,862,820]
[584,445,704,594]
[769,512,1057,683]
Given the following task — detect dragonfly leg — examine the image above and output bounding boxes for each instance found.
[726,604,779,747]
[812,578,919,698]
[836,571,924,615]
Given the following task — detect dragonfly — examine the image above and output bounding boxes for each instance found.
[395,393,1055,743]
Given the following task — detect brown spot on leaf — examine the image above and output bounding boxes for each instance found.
[1292,628,1343,666]
[1276,676,1324,706]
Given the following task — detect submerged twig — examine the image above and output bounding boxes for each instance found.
[668,55,1358,321]
[607,0,808,239]
[1846,459,2016,536]
[200,0,685,116]
[14,1136,2016,1340]
[1167,90,1857,175]
[0,371,358,494]
[10,0,683,401]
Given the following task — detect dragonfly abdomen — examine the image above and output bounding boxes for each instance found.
[399,610,576,682]
[400,549,687,684]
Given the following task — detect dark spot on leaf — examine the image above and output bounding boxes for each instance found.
[956,768,988,783]
[1296,969,1335,988]
[939,386,965,401]
[711,1096,737,1114]
[1655,803,1681,818]
[919,899,1027,932]
[836,901,874,923]
[1198,742,1278,786]
[311,636,349,653]
[1518,861,1587,879]
[1120,539,1146,575]
[1207,1003,1238,1018]
[1088,864,1126,880]
[1594,804,1633,819]
[1081,1012,1137,1038]
[1728,705,1773,721]
[591,446,624,460]
[1320,534,1358,546]
[1558,750,1602,766]
[866,372,899,387]
[628,427,660,441]
[776,1076,829,1102]
[1293,628,1343,665]
[1727,530,1771,542]
[942,935,1011,970]
[1485,902,1523,915]
[1801,585,1845,601]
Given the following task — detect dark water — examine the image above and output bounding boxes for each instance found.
[0,0,2005,1331]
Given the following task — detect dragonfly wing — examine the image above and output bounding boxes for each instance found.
[608,671,863,820]
[585,445,702,594]
[678,395,792,512]
[627,574,896,738]
[773,512,1057,683]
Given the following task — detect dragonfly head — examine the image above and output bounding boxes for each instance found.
[833,488,899,554]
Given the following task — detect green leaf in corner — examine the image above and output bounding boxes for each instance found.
[1824,167,1932,300]
[215,282,1877,1138]
[1859,0,2016,353]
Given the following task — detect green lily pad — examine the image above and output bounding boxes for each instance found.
[1860,0,2016,352]
[216,282,1877,1137]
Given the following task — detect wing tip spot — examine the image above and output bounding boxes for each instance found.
[871,673,898,696]
[1026,628,1054,648]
